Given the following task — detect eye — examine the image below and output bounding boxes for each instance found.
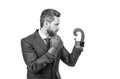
[55,23,59,26]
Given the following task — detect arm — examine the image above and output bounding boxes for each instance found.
[61,46,83,66]
[61,28,84,66]
[21,39,55,73]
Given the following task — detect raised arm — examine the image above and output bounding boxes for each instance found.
[61,46,83,66]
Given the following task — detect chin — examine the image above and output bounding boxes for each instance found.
[47,29,55,36]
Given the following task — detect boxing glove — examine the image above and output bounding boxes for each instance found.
[48,35,63,57]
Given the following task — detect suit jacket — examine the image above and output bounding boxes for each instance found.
[21,29,83,79]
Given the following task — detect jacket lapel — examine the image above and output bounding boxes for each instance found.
[33,29,48,52]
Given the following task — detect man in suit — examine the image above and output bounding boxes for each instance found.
[21,8,84,79]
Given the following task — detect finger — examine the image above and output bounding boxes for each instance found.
[54,36,59,41]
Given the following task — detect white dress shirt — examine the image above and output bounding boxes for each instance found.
[39,29,47,44]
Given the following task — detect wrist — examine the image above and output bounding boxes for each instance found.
[51,45,62,50]
[75,41,85,47]
[74,46,83,52]
[75,41,80,46]
[48,47,57,54]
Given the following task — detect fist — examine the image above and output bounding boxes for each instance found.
[50,35,63,50]
[75,32,81,41]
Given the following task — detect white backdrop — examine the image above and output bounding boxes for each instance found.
[0,0,120,79]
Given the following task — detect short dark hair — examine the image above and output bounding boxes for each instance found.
[40,9,61,28]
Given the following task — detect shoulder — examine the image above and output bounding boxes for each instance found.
[21,33,35,44]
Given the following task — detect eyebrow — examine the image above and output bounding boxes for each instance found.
[55,23,59,25]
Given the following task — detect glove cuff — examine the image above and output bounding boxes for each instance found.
[75,41,85,47]
[48,47,57,53]
[80,41,85,47]
[48,47,58,57]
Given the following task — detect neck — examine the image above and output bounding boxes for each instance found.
[40,27,49,37]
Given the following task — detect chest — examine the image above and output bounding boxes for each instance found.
[32,40,48,57]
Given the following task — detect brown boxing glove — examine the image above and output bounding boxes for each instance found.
[74,38,83,51]
[48,35,63,57]
[50,35,63,50]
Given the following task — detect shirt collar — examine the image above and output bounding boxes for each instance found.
[39,29,47,39]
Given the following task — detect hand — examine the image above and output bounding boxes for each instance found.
[75,32,81,41]
[74,40,84,52]
[73,28,85,47]
[74,39,85,47]
[74,32,85,47]
[48,35,63,57]
[50,35,63,50]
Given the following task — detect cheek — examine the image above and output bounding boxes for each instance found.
[50,25,56,31]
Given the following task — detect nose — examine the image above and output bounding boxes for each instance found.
[57,26,60,30]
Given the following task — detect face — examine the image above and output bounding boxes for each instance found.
[47,16,60,36]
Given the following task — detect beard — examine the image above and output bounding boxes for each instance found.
[47,29,56,37]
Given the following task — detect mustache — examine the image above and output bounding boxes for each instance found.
[55,29,59,32]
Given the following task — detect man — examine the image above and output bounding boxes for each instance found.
[21,8,84,79]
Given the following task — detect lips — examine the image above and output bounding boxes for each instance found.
[55,29,58,33]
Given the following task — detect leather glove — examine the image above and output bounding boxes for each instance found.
[50,35,63,50]
[48,35,63,57]
[74,32,81,47]
[74,33,83,51]
[74,40,83,52]
[73,28,85,47]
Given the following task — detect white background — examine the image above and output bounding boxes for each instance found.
[0,0,120,79]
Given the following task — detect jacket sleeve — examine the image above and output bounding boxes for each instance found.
[21,39,55,73]
[61,46,83,66]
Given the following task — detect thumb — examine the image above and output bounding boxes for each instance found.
[75,32,82,41]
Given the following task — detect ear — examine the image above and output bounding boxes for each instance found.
[44,20,50,28]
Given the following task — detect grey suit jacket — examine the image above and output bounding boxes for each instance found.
[21,29,83,79]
